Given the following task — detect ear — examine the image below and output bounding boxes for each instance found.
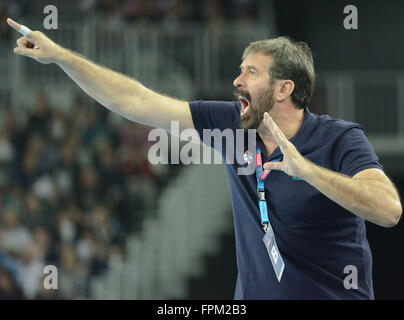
[274,80,295,102]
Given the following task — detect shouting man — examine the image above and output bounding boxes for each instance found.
[7,18,402,299]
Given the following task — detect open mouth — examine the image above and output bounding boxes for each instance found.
[236,95,251,116]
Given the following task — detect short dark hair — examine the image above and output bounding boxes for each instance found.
[242,37,315,109]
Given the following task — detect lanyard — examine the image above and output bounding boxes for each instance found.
[255,147,286,281]
[255,146,283,232]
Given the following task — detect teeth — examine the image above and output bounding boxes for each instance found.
[237,94,250,116]
[241,103,249,115]
[237,95,248,104]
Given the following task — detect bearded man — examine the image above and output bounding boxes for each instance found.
[7,18,402,299]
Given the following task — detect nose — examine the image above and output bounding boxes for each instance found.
[233,72,246,89]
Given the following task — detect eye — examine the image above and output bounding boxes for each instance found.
[248,69,257,75]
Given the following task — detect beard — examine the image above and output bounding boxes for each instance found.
[235,83,275,130]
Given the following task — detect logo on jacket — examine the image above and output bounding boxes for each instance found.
[243,151,253,164]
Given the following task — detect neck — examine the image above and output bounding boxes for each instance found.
[258,107,305,146]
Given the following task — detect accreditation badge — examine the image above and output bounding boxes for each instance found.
[263,226,285,282]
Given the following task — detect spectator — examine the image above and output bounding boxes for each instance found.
[17,242,45,299]
[25,91,51,137]
[58,244,88,299]
[0,267,24,300]
[1,207,31,256]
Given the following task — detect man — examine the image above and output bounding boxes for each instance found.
[7,18,402,299]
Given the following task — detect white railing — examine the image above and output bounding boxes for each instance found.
[90,163,232,299]
[317,72,404,155]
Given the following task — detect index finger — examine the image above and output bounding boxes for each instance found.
[7,18,32,36]
[264,113,288,145]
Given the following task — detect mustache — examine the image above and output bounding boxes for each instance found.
[233,88,251,102]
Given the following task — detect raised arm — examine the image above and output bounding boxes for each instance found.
[7,18,194,134]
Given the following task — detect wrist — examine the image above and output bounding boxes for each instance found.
[300,158,317,182]
[53,46,70,65]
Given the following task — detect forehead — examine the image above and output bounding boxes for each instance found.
[240,52,273,70]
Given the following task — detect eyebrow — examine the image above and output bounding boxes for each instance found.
[239,65,259,72]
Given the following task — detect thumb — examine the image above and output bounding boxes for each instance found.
[263,161,283,171]
[13,46,37,58]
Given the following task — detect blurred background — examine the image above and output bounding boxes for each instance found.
[0,0,402,299]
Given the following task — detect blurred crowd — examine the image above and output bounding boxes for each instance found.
[91,0,259,27]
[0,91,163,299]
[0,0,259,40]
[0,0,260,300]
